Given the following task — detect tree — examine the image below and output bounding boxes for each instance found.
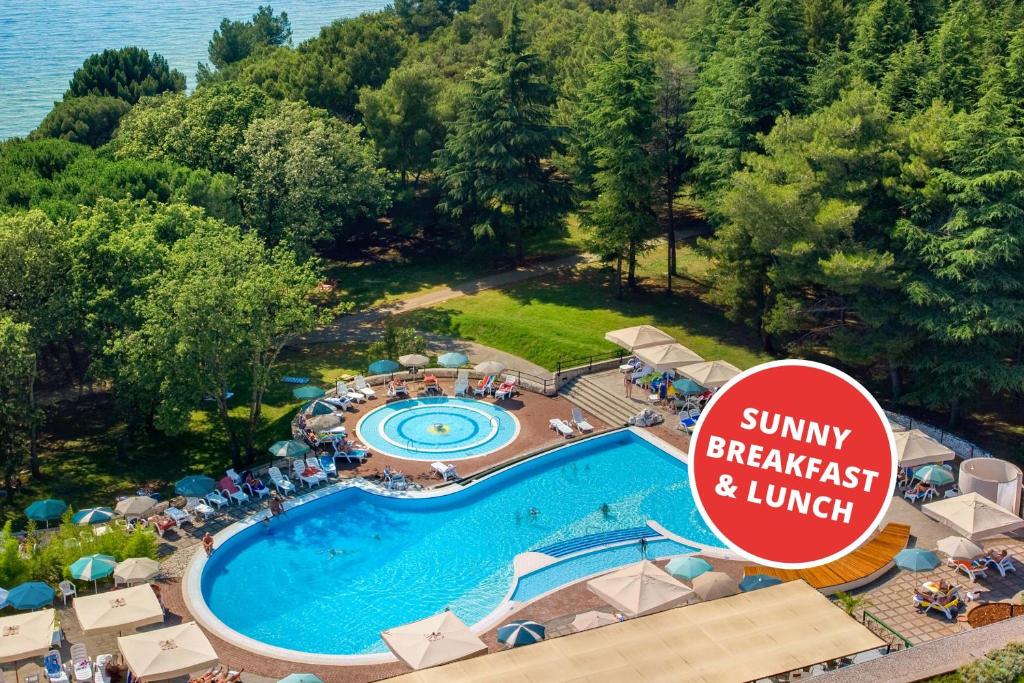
[0,318,36,490]
[920,0,987,111]
[358,64,446,183]
[804,0,849,56]
[851,0,915,84]
[880,38,929,116]
[208,5,292,69]
[367,323,427,360]
[31,96,131,147]
[235,102,393,250]
[126,220,323,467]
[580,15,659,294]
[394,0,472,37]
[833,591,871,616]
[65,47,185,104]
[437,8,570,262]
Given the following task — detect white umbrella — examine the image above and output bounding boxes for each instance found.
[570,611,619,632]
[936,536,983,560]
[114,496,157,519]
[0,609,55,663]
[117,623,217,680]
[634,343,704,371]
[604,325,675,351]
[74,585,164,635]
[677,360,742,389]
[398,354,429,368]
[923,493,1024,541]
[381,611,487,670]
[894,429,955,469]
[473,361,506,376]
[114,558,160,585]
[587,561,694,617]
[691,572,741,601]
[306,414,343,432]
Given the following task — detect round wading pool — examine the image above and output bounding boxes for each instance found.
[356,396,520,460]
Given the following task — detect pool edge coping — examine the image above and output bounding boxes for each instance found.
[181,426,719,666]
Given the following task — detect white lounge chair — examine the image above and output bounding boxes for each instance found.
[243,479,271,500]
[323,395,353,411]
[431,461,458,481]
[219,477,249,505]
[318,455,338,478]
[948,557,987,581]
[45,650,68,683]
[267,467,297,495]
[473,376,494,397]
[550,418,574,438]
[986,553,1017,577]
[94,655,112,683]
[70,644,91,683]
[354,375,377,399]
[337,381,366,403]
[185,497,216,520]
[453,377,470,397]
[494,377,518,400]
[629,365,654,382]
[225,468,242,485]
[292,460,323,488]
[570,407,594,433]
[205,490,229,509]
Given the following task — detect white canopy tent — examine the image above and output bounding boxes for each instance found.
[923,492,1024,541]
[676,360,741,389]
[604,326,675,352]
[587,561,694,617]
[74,584,163,635]
[633,343,704,372]
[894,429,955,469]
[381,611,487,671]
[117,623,217,681]
[0,609,55,663]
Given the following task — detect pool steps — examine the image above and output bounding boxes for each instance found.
[533,525,661,558]
[559,375,637,426]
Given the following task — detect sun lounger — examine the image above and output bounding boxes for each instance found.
[205,490,229,509]
[185,497,216,520]
[431,462,458,481]
[453,377,470,396]
[243,479,270,500]
[218,477,249,505]
[268,467,297,495]
[323,395,353,411]
[629,365,654,382]
[628,409,663,427]
[985,554,1017,577]
[164,507,191,527]
[387,381,410,398]
[948,557,988,581]
[337,381,366,403]
[94,655,112,683]
[494,378,517,400]
[550,418,574,438]
[473,375,494,397]
[570,407,594,433]
[291,460,323,489]
[70,644,91,683]
[354,375,377,399]
[318,455,338,478]
[45,651,69,683]
[147,515,177,538]
[383,469,409,491]
[679,408,701,433]
[915,591,961,621]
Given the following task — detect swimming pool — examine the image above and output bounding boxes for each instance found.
[194,430,722,658]
[356,396,519,460]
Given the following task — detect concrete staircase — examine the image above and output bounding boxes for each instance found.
[559,375,637,427]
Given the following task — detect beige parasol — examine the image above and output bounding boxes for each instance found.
[74,585,163,636]
[587,561,694,617]
[114,496,157,519]
[381,611,487,671]
[473,361,506,376]
[634,343,703,371]
[895,429,955,469]
[570,611,619,632]
[923,493,1024,541]
[604,326,675,352]
[117,623,217,680]
[936,536,984,560]
[690,571,741,601]
[399,354,430,368]
[0,609,56,663]
[677,360,742,389]
[114,558,160,585]
[305,414,343,432]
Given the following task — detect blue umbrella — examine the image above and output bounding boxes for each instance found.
[671,378,703,394]
[497,620,546,648]
[739,574,783,592]
[369,359,400,375]
[437,352,469,368]
[278,676,323,683]
[25,499,67,526]
[665,556,713,581]
[895,548,940,571]
[70,554,116,590]
[7,582,54,610]
[72,507,114,525]
[914,465,955,486]
[175,475,216,497]
[293,385,325,400]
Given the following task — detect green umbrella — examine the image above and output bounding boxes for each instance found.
[268,440,310,459]
[665,556,713,581]
[293,385,325,400]
[914,464,955,486]
[175,475,216,497]
[437,352,469,368]
[25,499,67,527]
[369,359,400,375]
[671,378,703,394]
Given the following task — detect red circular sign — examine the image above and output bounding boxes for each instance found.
[689,360,896,568]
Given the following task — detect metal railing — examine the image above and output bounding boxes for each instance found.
[861,610,913,652]
[555,349,627,377]
[885,410,992,460]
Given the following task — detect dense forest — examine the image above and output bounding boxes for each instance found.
[2,0,1023,484]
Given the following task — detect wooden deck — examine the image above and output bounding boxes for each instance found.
[744,523,912,592]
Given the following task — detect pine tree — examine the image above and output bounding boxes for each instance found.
[920,0,987,111]
[880,38,929,115]
[852,0,916,84]
[437,7,569,262]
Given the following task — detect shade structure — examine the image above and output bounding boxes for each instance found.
[739,574,783,592]
[114,558,160,585]
[894,548,940,571]
[305,400,336,417]
[914,464,955,486]
[496,621,545,648]
[115,496,157,519]
[25,499,66,524]
[7,582,53,610]
[473,361,506,376]
[677,360,742,389]
[0,609,56,663]
[278,675,323,683]
[570,611,619,632]
[174,475,216,497]
[381,611,487,671]
[74,584,163,635]
[634,343,703,371]
[923,492,1024,541]
[292,385,325,400]
[306,413,343,432]
[70,554,116,582]
[369,359,400,375]
[665,556,712,581]
[118,623,217,681]
[587,561,693,617]
[691,571,740,601]
[437,352,468,368]
[387,581,885,683]
[936,536,983,560]
[604,325,675,352]
[267,440,310,459]
[398,354,429,368]
[72,507,114,525]
[895,429,955,469]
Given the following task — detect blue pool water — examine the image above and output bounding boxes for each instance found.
[356,397,519,460]
[200,430,723,655]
